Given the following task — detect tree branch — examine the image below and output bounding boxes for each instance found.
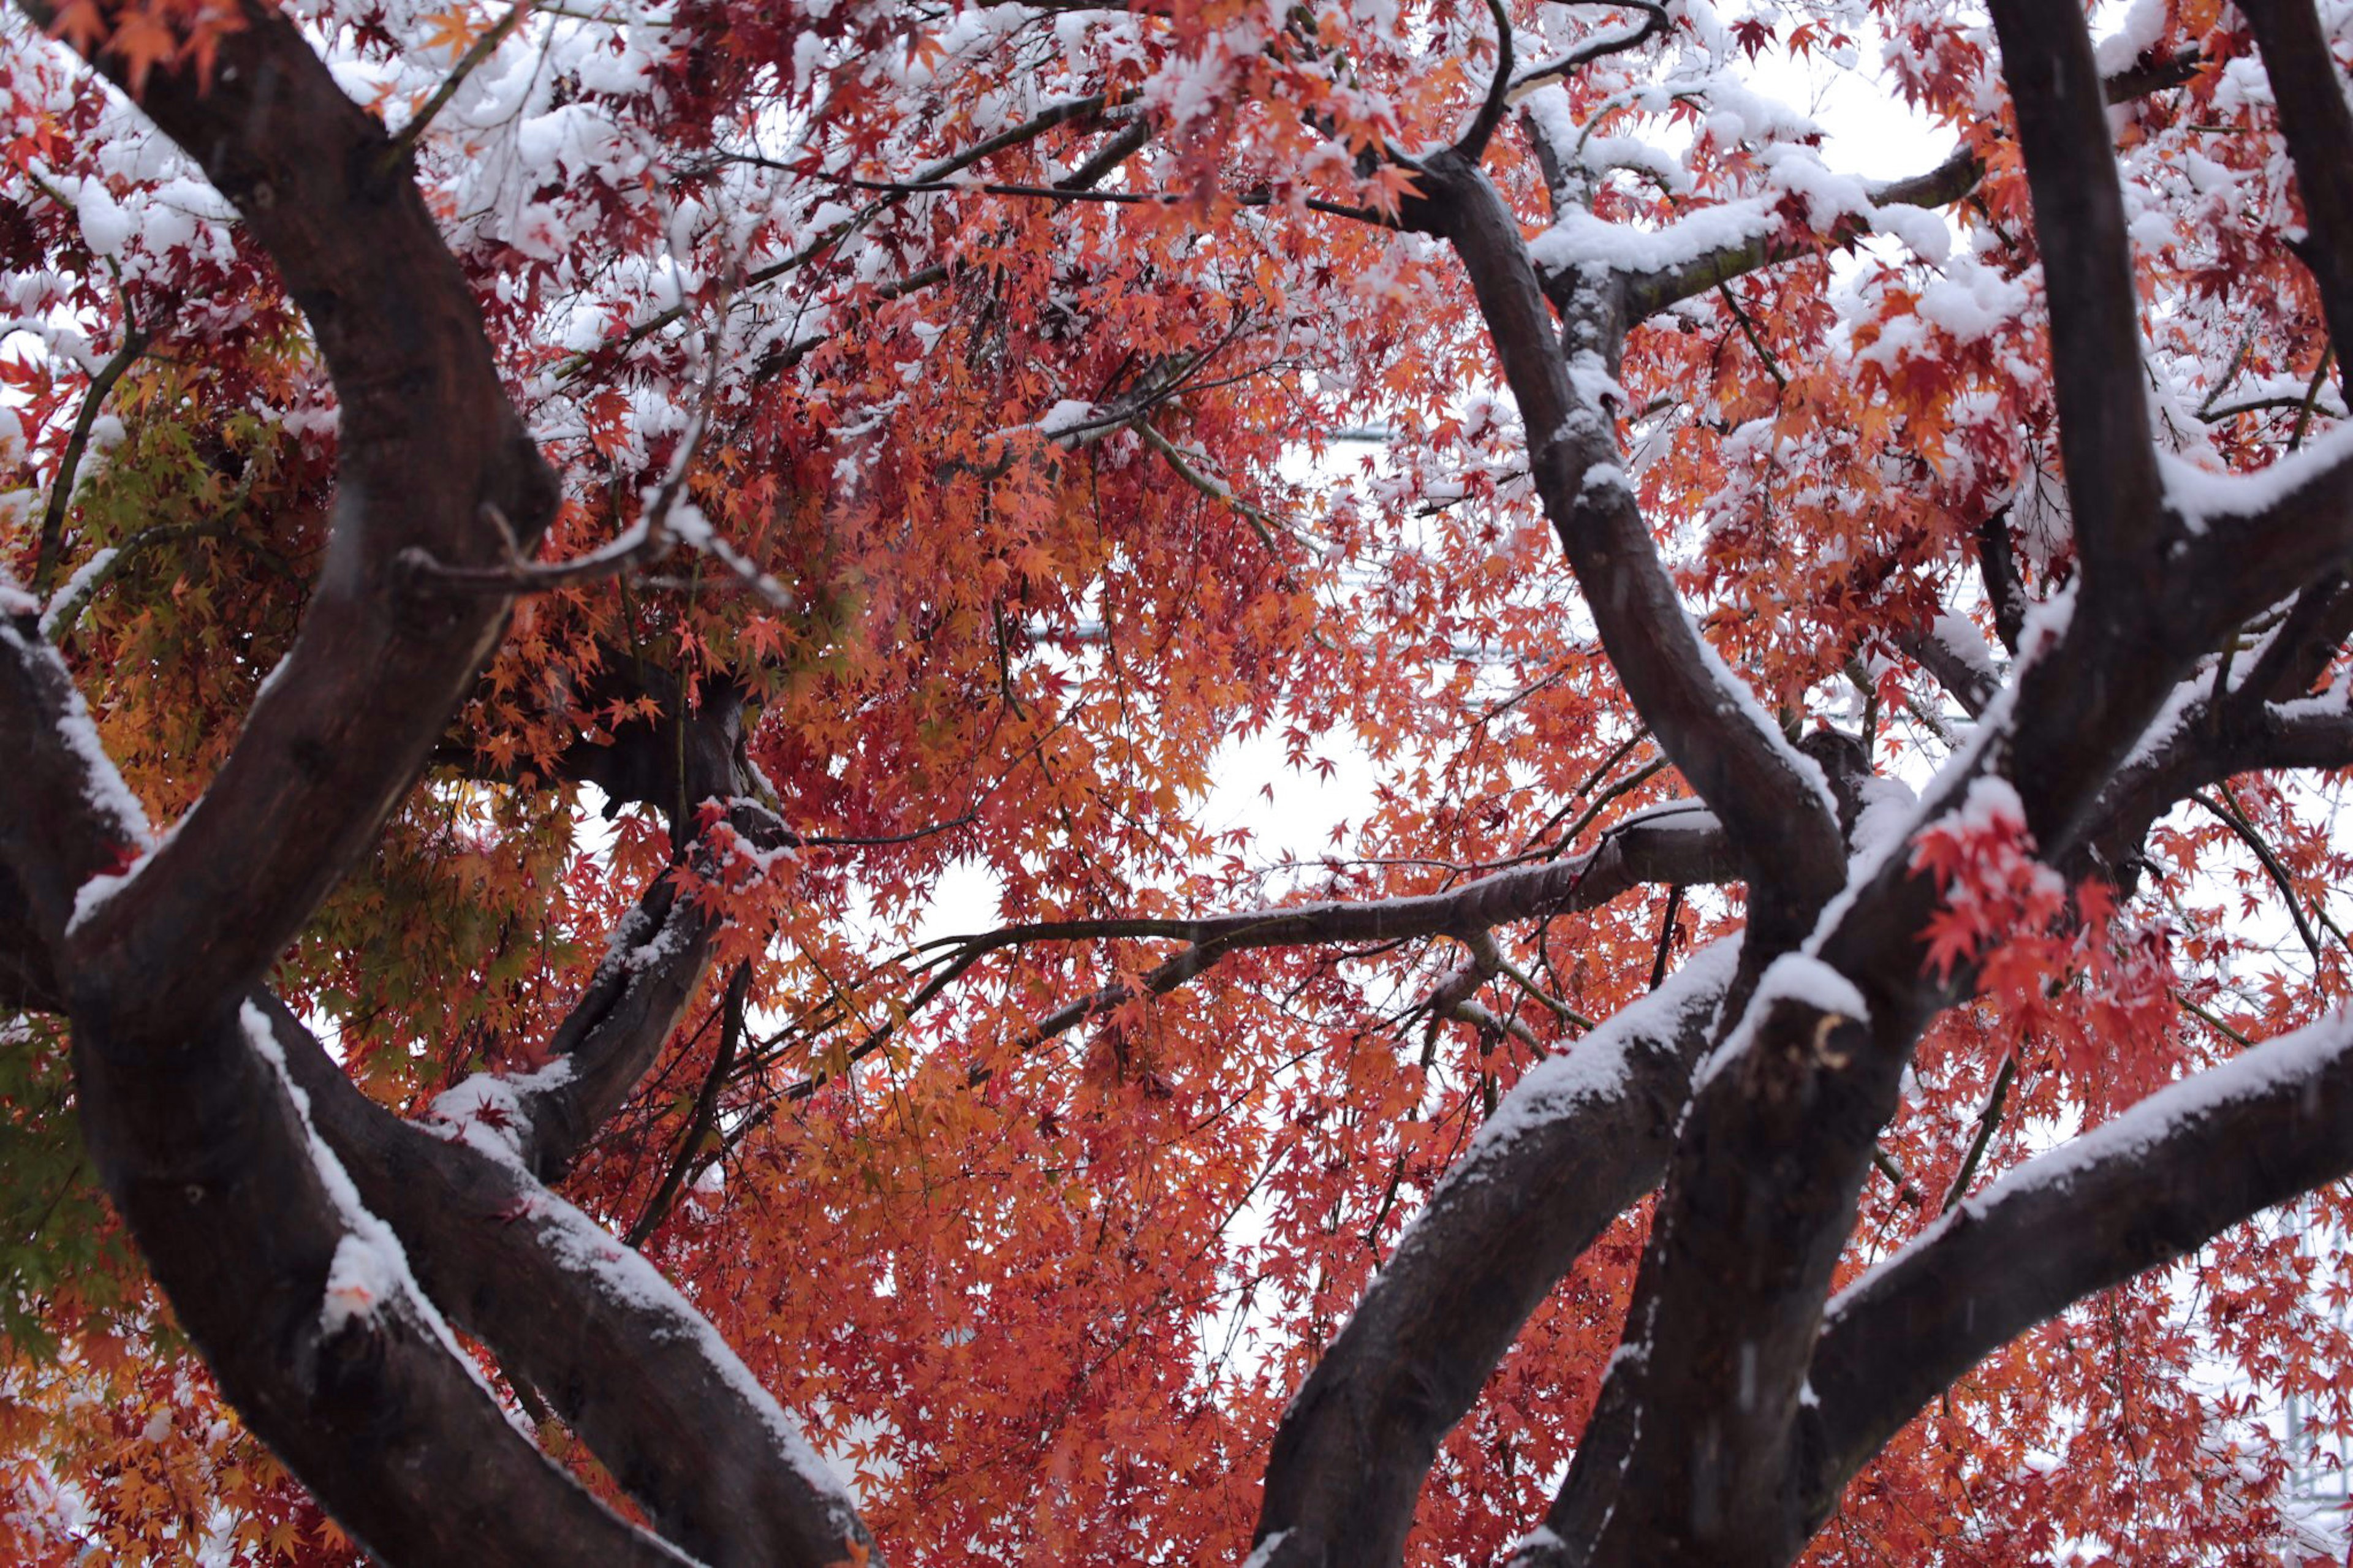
[1251,941,1738,1567]
[377,3,526,176]
[0,604,694,1568]
[1605,53,2201,326]
[1409,150,1846,945]
[2237,0,2353,388]
[1987,0,2163,602]
[258,995,880,1568]
[1450,0,1515,162]
[1974,507,2027,656]
[1802,1005,2353,1532]
[31,324,149,596]
[1506,3,1668,102]
[36,0,560,1048]
[627,961,749,1246]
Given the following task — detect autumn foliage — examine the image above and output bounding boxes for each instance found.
[4,0,2353,1563]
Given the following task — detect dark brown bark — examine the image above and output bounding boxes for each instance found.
[33,0,558,1049]
[1985,0,2163,607]
[1411,149,1847,950]
[0,609,691,1567]
[1801,1007,2353,1531]
[2237,0,2353,385]
[259,996,879,1568]
[1252,942,1735,1567]
[0,9,879,1562]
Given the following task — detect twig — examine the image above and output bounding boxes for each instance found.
[1647,882,1683,991]
[2197,327,2257,415]
[2195,785,2326,966]
[1507,2,1669,101]
[2199,392,2347,424]
[627,963,749,1246]
[380,5,528,176]
[33,325,150,595]
[1451,0,1515,162]
[1467,929,1596,1031]
[1133,420,1286,550]
[1939,1051,2016,1213]
[1540,755,1671,860]
[1716,281,1787,395]
[2307,895,2353,962]
[2175,989,2254,1049]
[2289,346,2336,451]
[1872,1143,1925,1207]
[1517,730,1648,852]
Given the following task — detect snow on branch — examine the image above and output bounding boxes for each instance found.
[256,994,881,1568]
[1805,1003,2353,1526]
[1252,940,1738,1566]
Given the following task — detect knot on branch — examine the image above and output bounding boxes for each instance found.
[560,663,751,847]
[1797,727,1873,840]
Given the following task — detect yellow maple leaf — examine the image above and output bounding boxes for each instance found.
[419,3,487,63]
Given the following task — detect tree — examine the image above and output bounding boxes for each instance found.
[5,0,2353,1560]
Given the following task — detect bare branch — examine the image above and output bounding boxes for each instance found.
[763,806,1736,1107]
[2196,783,2326,965]
[377,4,526,176]
[628,961,750,1245]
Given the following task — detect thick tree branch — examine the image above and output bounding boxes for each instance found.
[1975,507,2028,656]
[2,592,876,1564]
[1410,151,1846,944]
[34,0,559,1048]
[1800,1005,2353,1531]
[1895,616,2000,719]
[1534,961,1882,1567]
[759,806,1737,1108]
[440,795,810,1182]
[485,871,721,1181]
[258,996,880,1568]
[2237,0,2353,384]
[1251,941,1737,1567]
[0,605,694,1567]
[1987,0,2164,602]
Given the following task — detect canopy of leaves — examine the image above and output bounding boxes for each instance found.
[4,0,2353,1563]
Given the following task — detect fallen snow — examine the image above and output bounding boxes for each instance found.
[1444,938,1738,1172]
[532,1192,867,1526]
